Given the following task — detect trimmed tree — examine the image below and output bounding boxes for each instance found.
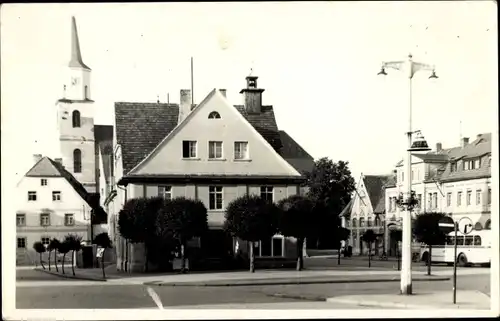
[277,195,316,271]
[156,197,208,273]
[64,234,82,276]
[334,226,350,265]
[118,198,146,270]
[138,197,164,272]
[224,194,280,273]
[413,212,449,275]
[94,232,113,279]
[361,229,377,268]
[57,240,71,274]
[33,241,46,270]
[48,238,61,272]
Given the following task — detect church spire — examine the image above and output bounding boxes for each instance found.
[69,16,91,70]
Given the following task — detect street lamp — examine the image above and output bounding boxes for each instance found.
[378,53,437,295]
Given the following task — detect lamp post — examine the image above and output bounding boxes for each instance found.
[378,53,437,295]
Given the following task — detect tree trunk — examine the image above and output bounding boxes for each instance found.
[71,251,76,276]
[368,243,371,268]
[144,244,149,273]
[40,253,45,270]
[54,250,59,272]
[48,250,52,271]
[180,243,187,274]
[62,254,66,274]
[102,249,106,279]
[249,242,255,273]
[338,241,342,265]
[296,237,304,271]
[427,245,432,276]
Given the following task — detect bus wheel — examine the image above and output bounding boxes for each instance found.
[458,254,468,267]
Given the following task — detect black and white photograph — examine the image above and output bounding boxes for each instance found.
[2,1,498,319]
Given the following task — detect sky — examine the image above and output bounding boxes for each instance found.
[1,1,498,189]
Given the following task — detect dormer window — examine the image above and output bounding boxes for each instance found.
[208,111,221,119]
[450,162,458,172]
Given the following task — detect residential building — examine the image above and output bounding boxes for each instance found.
[384,134,492,255]
[340,174,391,255]
[15,156,105,265]
[109,76,315,272]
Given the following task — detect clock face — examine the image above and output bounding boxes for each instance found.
[71,77,79,85]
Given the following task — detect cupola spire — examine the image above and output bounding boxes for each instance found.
[69,16,91,70]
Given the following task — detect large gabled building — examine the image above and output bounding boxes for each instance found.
[107,76,315,272]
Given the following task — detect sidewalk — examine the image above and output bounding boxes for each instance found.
[325,290,491,310]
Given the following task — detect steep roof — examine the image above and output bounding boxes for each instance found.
[363,175,392,214]
[278,130,315,174]
[69,16,91,70]
[115,102,180,175]
[115,99,313,176]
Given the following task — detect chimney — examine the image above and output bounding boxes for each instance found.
[219,89,227,98]
[33,154,42,164]
[436,143,442,152]
[477,134,482,140]
[54,158,63,165]
[461,137,469,148]
[239,75,264,114]
[178,89,192,124]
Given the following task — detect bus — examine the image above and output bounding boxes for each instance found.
[419,229,491,267]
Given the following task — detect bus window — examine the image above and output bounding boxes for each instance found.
[446,236,453,245]
[473,236,482,246]
[465,236,474,246]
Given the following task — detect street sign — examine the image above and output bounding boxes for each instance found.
[96,247,104,258]
[458,217,473,235]
[438,216,455,234]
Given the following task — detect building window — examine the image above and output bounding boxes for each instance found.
[352,218,357,227]
[208,141,223,159]
[488,188,491,205]
[41,237,50,247]
[359,218,365,227]
[345,220,350,227]
[447,193,452,207]
[234,141,249,160]
[476,190,481,205]
[28,191,37,201]
[158,186,172,200]
[17,237,26,249]
[367,217,372,227]
[208,111,221,119]
[485,219,491,230]
[258,236,284,257]
[417,194,422,208]
[450,162,457,172]
[401,172,404,182]
[474,159,481,169]
[84,86,89,99]
[209,186,223,210]
[260,186,274,203]
[72,110,81,128]
[466,190,472,205]
[52,191,61,201]
[457,191,462,206]
[433,192,438,209]
[64,214,75,226]
[428,193,432,209]
[73,149,82,173]
[182,141,197,158]
[16,214,26,227]
[41,179,48,186]
[40,213,50,226]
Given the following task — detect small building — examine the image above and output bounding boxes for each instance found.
[15,156,106,265]
[340,174,391,255]
[109,76,315,272]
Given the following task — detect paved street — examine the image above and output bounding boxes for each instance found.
[16,266,490,309]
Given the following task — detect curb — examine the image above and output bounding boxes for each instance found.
[145,277,450,287]
[35,268,107,282]
[325,297,436,309]
[266,293,326,302]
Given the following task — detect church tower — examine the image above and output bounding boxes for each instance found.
[56,16,96,193]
